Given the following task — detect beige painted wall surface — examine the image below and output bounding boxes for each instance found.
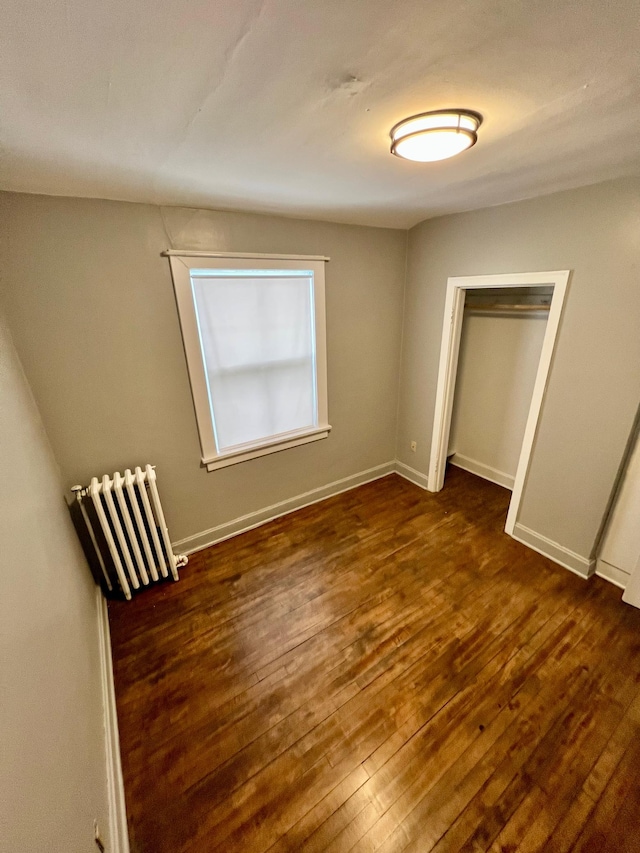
[449,313,547,481]
[397,178,640,559]
[0,312,110,851]
[599,424,640,575]
[0,193,406,543]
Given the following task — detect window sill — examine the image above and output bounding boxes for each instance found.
[203,425,332,471]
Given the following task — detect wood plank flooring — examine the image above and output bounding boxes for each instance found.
[109,468,640,853]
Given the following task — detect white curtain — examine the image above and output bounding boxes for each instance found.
[192,272,316,450]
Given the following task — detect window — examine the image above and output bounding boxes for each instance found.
[167,252,331,470]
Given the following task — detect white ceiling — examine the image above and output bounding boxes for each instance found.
[2,0,640,228]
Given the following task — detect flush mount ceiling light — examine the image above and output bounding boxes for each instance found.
[390,109,483,163]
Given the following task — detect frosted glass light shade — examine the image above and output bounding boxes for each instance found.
[390,110,482,162]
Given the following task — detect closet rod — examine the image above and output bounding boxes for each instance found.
[465,304,550,313]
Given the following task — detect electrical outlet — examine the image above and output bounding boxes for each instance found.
[94,820,105,852]
[410,440,417,452]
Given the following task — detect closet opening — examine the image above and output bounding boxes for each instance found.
[427,271,570,537]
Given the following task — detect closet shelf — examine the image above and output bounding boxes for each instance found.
[465,304,550,313]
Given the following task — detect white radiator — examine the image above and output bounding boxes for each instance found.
[71,464,187,600]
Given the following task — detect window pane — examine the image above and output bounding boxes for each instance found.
[191,272,317,450]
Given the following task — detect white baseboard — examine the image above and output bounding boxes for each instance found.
[173,462,396,555]
[97,589,130,853]
[394,460,431,491]
[448,453,514,490]
[170,460,598,589]
[595,559,629,590]
[512,523,596,580]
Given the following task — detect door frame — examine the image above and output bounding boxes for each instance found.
[427,270,570,536]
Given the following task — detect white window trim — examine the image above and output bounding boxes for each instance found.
[166,251,331,471]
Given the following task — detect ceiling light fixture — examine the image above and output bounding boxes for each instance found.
[390,109,483,163]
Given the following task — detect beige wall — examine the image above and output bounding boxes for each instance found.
[0,193,406,544]
[2,179,638,567]
[599,423,640,580]
[397,178,640,560]
[0,311,111,851]
[449,312,547,481]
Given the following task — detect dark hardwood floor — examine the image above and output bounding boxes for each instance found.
[109,468,640,853]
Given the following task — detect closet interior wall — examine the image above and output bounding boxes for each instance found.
[448,287,552,489]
